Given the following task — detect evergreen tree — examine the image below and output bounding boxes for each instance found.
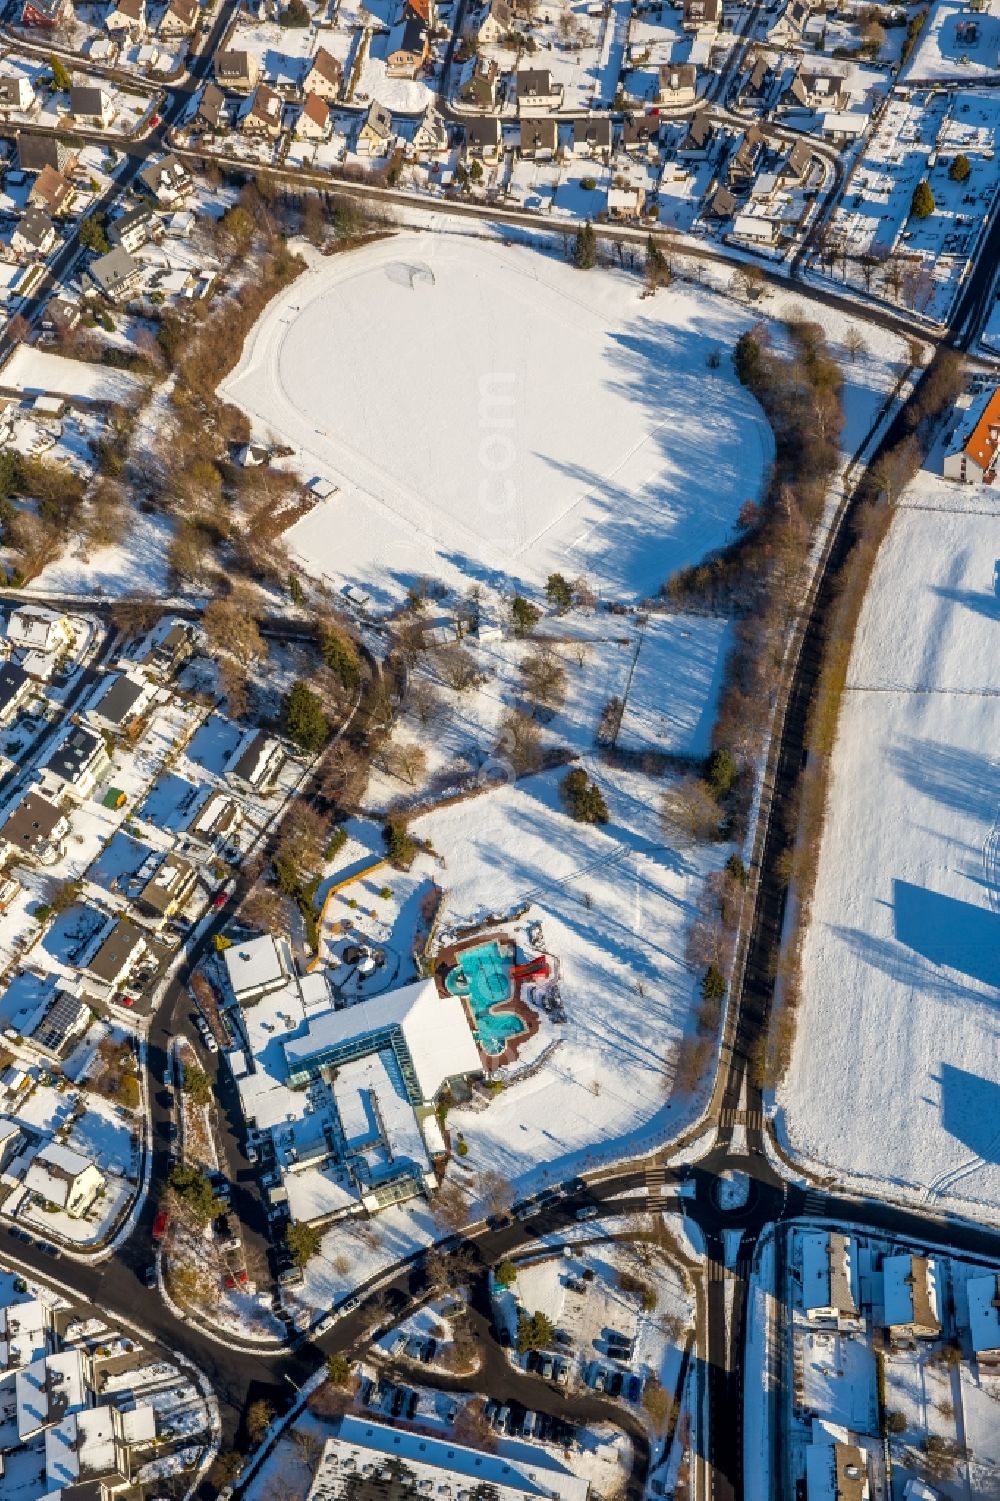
[910,179,935,219]
[283,679,328,753]
[573,221,597,270]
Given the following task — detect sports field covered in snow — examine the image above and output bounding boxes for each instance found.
[220,234,774,608]
[779,458,1000,1215]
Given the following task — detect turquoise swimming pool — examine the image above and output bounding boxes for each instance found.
[445,940,527,1057]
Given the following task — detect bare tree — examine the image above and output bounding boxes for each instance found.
[520,649,567,714]
[844,328,867,363]
[430,1176,470,1232]
[202,596,266,668]
[478,1168,514,1217]
[381,739,429,786]
[407,676,444,726]
[497,709,542,775]
[437,647,486,693]
[660,778,721,844]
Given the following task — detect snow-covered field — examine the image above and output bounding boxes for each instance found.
[902,0,1000,81]
[779,459,1000,1215]
[3,348,142,403]
[221,234,774,609]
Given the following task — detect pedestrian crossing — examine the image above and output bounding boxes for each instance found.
[719,1107,764,1130]
[645,1165,667,1188]
[707,1258,726,1282]
[802,1188,828,1217]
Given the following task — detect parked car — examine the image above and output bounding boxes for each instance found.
[144,1265,157,1289]
[152,1209,169,1241]
[493,1404,510,1433]
[575,1204,599,1220]
[591,1365,607,1392]
[608,1370,624,1397]
[561,1176,586,1195]
[554,1358,569,1386]
[539,1354,554,1380]
[626,1375,643,1403]
[420,1337,437,1364]
[390,1387,406,1418]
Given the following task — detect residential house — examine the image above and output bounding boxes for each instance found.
[967,1273,1000,1374]
[0,73,36,112]
[739,54,773,111]
[883,1254,940,1343]
[105,0,147,37]
[160,0,198,35]
[464,114,502,161]
[801,1232,861,1327]
[24,1143,106,1217]
[571,115,612,158]
[188,789,243,845]
[732,211,777,244]
[43,725,110,798]
[411,107,448,154]
[295,91,330,140]
[464,56,499,109]
[768,0,809,44]
[84,246,142,303]
[225,729,285,794]
[0,662,33,727]
[16,134,76,174]
[682,0,719,29]
[242,82,284,138]
[214,48,261,92]
[20,0,68,24]
[608,185,644,219]
[85,917,148,992]
[782,66,847,112]
[88,669,152,732]
[0,1116,25,1170]
[779,136,812,184]
[517,117,557,158]
[138,153,191,205]
[69,86,111,127]
[516,68,563,113]
[657,63,697,108]
[135,619,194,677]
[12,208,56,259]
[358,100,394,155]
[405,0,434,24]
[678,108,715,159]
[6,605,73,655]
[302,46,343,101]
[475,0,512,46]
[0,792,70,863]
[22,983,90,1063]
[943,386,1000,482]
[705,183,737,218]
[819,110,867,144]
[805,1428,870,1501]
[193,80,226,131]
[386,16,429,77]
[29,164,74,217]
[727,124,766,186]
[108,203,159,253]
[41,295,81,336]
[136,852,197,926]
[621,111,661,159]
[0,873,22,912]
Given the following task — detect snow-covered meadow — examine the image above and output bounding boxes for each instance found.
[220,233,775,609]
[779,459,1000,1216]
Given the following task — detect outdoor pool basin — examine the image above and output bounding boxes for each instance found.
[445,940,527,1057]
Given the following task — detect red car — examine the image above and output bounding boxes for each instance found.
[152,1209,169,1242]
[120,996,135,1008]
[223,1273,236,1290]
[212,891,227,909]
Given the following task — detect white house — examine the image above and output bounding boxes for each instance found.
[943,386,1000,483]
[24,1142,106,1217]
[105,0,146,36]
[5,605,74,655]
[0,73,36,111]
[820,111,868,144]
[225,729,285,793]
[967,1272,1000,1373]
[295,91,330,141]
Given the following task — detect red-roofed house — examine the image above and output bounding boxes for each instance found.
[943,387,1000,484]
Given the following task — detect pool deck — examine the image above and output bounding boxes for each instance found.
[434,932,541,1073]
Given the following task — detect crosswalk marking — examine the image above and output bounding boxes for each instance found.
[719,1107,764,1129]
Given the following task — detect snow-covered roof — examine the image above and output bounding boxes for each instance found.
[801,1231,858,1317]
[333,1049,431,1183]
[309,1416,590,1501]
[283,977,481,1102]
[883,1253,939,1331]
[967,1272,1000,1356]
[15,1349,86,1440]
[223,933,290,999]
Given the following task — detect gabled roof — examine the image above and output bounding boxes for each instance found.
[959,387,1000,471]
[300,91,329,130]
[14,207,54,247]
[363,99,392,136]
[307,45,342,85]
[29,164,73,213]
